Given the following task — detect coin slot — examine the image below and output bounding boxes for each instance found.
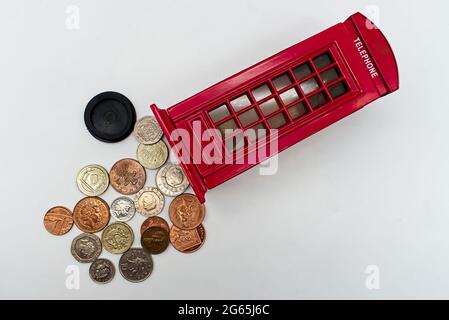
[247,122,267,143]
[217,118,239,138]
[300,77,320,95]
[272,73,293,91]
[313,53,333,70]
[259,98,280,116]
[252,84,272,101]
[288,101,308,120]
[209,104,231,123]
[230,94,251,112]
[279,88,300,106]
[238,108,260,127]
[328,81,348,99]
[320,67,340,84]
[293,63,313,81]
[267,112,288,129]
[308,91,329,109]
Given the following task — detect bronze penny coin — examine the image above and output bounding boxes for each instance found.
[109,158,146,195]
[141,226,169,254]
[43,206,74,235]
[169,193,205,230]
[169,224,206,253]
[140,216,170,235]
[73,197,110,233]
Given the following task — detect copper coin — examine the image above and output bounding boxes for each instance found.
[43,206,74,235]
[141,226,169,254]
[73,197,110,233]
[170,224,206,253]
[109,158,146,195]
[140,216,170,235]
[169,193,205,230]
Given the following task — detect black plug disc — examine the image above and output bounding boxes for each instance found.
[84,91,137,143]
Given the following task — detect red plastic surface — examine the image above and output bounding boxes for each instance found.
[151,12,399,203]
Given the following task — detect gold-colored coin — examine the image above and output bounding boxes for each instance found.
[101,222,134,254]
[76,164,109,196]
[136,141,168,170]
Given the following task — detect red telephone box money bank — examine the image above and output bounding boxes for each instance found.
[151,12,399,203]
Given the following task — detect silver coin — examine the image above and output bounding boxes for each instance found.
[134,187,165,217]
[89,258,115,284]
[76,164,109,196]
[119,248,153,283]
[134,116,163,145]
[71,233,102,263]
[110,197,136,222]
[156,163,189,197]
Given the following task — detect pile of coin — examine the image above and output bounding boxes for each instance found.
[43,115,206,284]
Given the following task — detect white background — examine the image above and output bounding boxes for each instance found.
[1,0,448,299]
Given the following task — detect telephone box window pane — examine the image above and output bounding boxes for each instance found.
[226,133,246,152]
[280,88,300,106]
[209,104,230,123]
[308,91,329,109]
[218,119,238,138]
[272,74,292,91]
[320,68,340,84]
[328,82,348,99]
[300,77,320,95]
[259,98,280,116]
[293,63,312,81]
[238,108,260,127]
[230,94,251,112]
[267,112,288,129]
[313,53,333,70]
[288,101,308,120]
[252,84,272,101]
[247,122,267,143]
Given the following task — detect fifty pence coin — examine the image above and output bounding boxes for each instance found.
[73,197,110,233]
[136,141,168,170]
[109,158,146,195]
[170,224,206,253]
[76,164,109,196]
[169,193,205,230]
[110,197,136,222]
[134,116,163,145]
[141,226,170,255]
[89,258,115,284]
[140,216,170,235]
[156,163,189,197]
[43,206,74,236]
[119,248,153,283]
[71,233,102,263]
[134,187,164,217]
[101,222,134,254]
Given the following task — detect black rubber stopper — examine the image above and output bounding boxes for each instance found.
[84,91,136,143]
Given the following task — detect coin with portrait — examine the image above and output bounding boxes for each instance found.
[156,163,189,197]
[71,233,102,263]
[73,197,110,233]
[134,187,164,217]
